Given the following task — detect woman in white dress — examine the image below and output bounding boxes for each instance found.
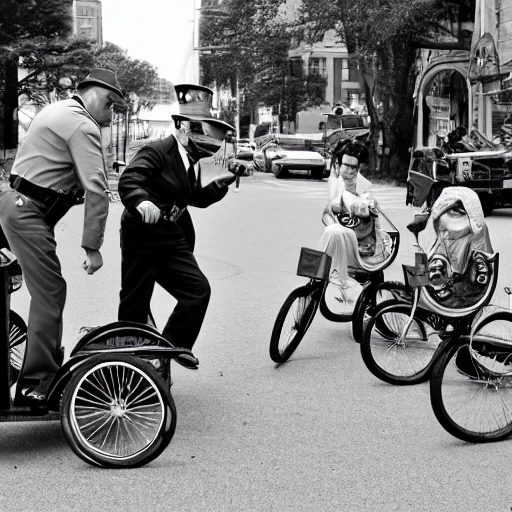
[317,141,391,310]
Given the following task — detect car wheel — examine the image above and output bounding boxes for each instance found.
[273,164,284,178]
[478,193,494,217]
[311,168,324,180]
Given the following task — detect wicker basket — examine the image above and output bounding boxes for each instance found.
[297,247,332,280]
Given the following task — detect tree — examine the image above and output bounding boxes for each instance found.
[199,0,327,133]
[93,42,159,112]
[0,0,75,149]
[274,0,474,176]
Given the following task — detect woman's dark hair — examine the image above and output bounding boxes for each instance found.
[332,139,369,166]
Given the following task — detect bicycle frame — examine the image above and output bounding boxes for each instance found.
[0,249,13,410]
[397,226,499,345]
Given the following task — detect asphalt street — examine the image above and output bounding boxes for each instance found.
[4,171,512,512]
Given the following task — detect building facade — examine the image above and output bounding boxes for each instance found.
[72,0,103,46]
[414,0,512,148]
[288,29,362,111]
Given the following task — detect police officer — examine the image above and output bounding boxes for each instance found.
[0,68,124,405]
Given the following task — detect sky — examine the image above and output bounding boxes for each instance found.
[102,0,198,84]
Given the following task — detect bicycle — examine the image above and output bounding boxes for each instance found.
[269,208,400,364]
[360,207,499,386]
[429,288,512,443]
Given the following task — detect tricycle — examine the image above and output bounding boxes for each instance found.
[0,247,198,468]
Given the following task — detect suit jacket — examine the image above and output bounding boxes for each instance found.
[119,134,234,251]
[119,134,231,213]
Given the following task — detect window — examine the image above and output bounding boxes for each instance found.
[290,58,303,77]
[77,6,96,16]
[341,59,359,82]
[341,59,349,81]
[308,58,326,77]
[349,61,359,82]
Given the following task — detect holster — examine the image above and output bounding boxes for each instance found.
[10,175,84,227]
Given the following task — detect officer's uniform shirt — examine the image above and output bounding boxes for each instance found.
[11,98,109,250]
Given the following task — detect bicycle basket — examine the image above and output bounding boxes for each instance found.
[297,248,332,280]
[402,252,430,290]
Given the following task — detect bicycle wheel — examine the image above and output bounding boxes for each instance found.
[360,301,444,385]
[9,310,27,386]
[269,282,322,363]
[352,281,410,343]
[430,342,512,443]
[319,280,362,322]
[61,354,176,468]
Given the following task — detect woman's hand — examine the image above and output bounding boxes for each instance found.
[136,200,161,224]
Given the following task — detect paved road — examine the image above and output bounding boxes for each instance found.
[3,172,512,512]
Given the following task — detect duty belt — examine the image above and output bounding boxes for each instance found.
[10,175,61,207]
[10,175,84,227]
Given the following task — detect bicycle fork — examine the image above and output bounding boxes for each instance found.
[505,287,512,309]
[398,287,421,344]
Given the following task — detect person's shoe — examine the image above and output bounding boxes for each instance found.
[15,386,49,413]
[21,387,46,402]
[174,351,199,370]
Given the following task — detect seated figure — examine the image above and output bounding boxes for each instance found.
[317,141,391,307]
[426,186,493,308]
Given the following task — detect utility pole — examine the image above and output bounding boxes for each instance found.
[192,0,201,83]
[235,76,240,140]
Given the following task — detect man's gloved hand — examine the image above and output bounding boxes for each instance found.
[83,249,103,274]
[136,200,161,224]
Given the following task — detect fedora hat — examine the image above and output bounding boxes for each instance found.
[172,84,234,132]
[77,68,124,98]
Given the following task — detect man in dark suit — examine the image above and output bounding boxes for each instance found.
[118,85,237,368]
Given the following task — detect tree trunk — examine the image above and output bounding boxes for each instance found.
[2,58,18,150]
[369,43,416,179]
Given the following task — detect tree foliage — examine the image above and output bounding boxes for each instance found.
[93,42,160,110]
[276,0,474,174]
[202,0,474,174]
[199,0,326,130]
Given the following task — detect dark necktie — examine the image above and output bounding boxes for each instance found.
[187,155,196,188]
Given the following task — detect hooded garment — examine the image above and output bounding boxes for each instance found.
[428,187,493,275]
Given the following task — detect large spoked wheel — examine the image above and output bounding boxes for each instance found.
[430,342,512,443]
[61,354,176,468]
[269,282,323,363]
[9,310,27,386]
[360,301,444,385]
[352,281,410,343]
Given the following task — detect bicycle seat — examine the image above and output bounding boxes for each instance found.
[407,212,429,238]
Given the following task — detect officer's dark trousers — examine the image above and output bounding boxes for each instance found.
[0,185,64,388]
[118,211,211,350]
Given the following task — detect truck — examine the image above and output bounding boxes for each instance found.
[406,128,512,217]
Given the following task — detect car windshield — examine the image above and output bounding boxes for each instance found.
[325,116,364,130]
[341,116,364,129]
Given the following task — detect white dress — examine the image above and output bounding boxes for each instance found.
[317,172,391,310]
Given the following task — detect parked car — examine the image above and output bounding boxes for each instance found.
[232,138,256,176]
[406,130,512,216]
[253,135,327,179]
[321,114,370,148]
